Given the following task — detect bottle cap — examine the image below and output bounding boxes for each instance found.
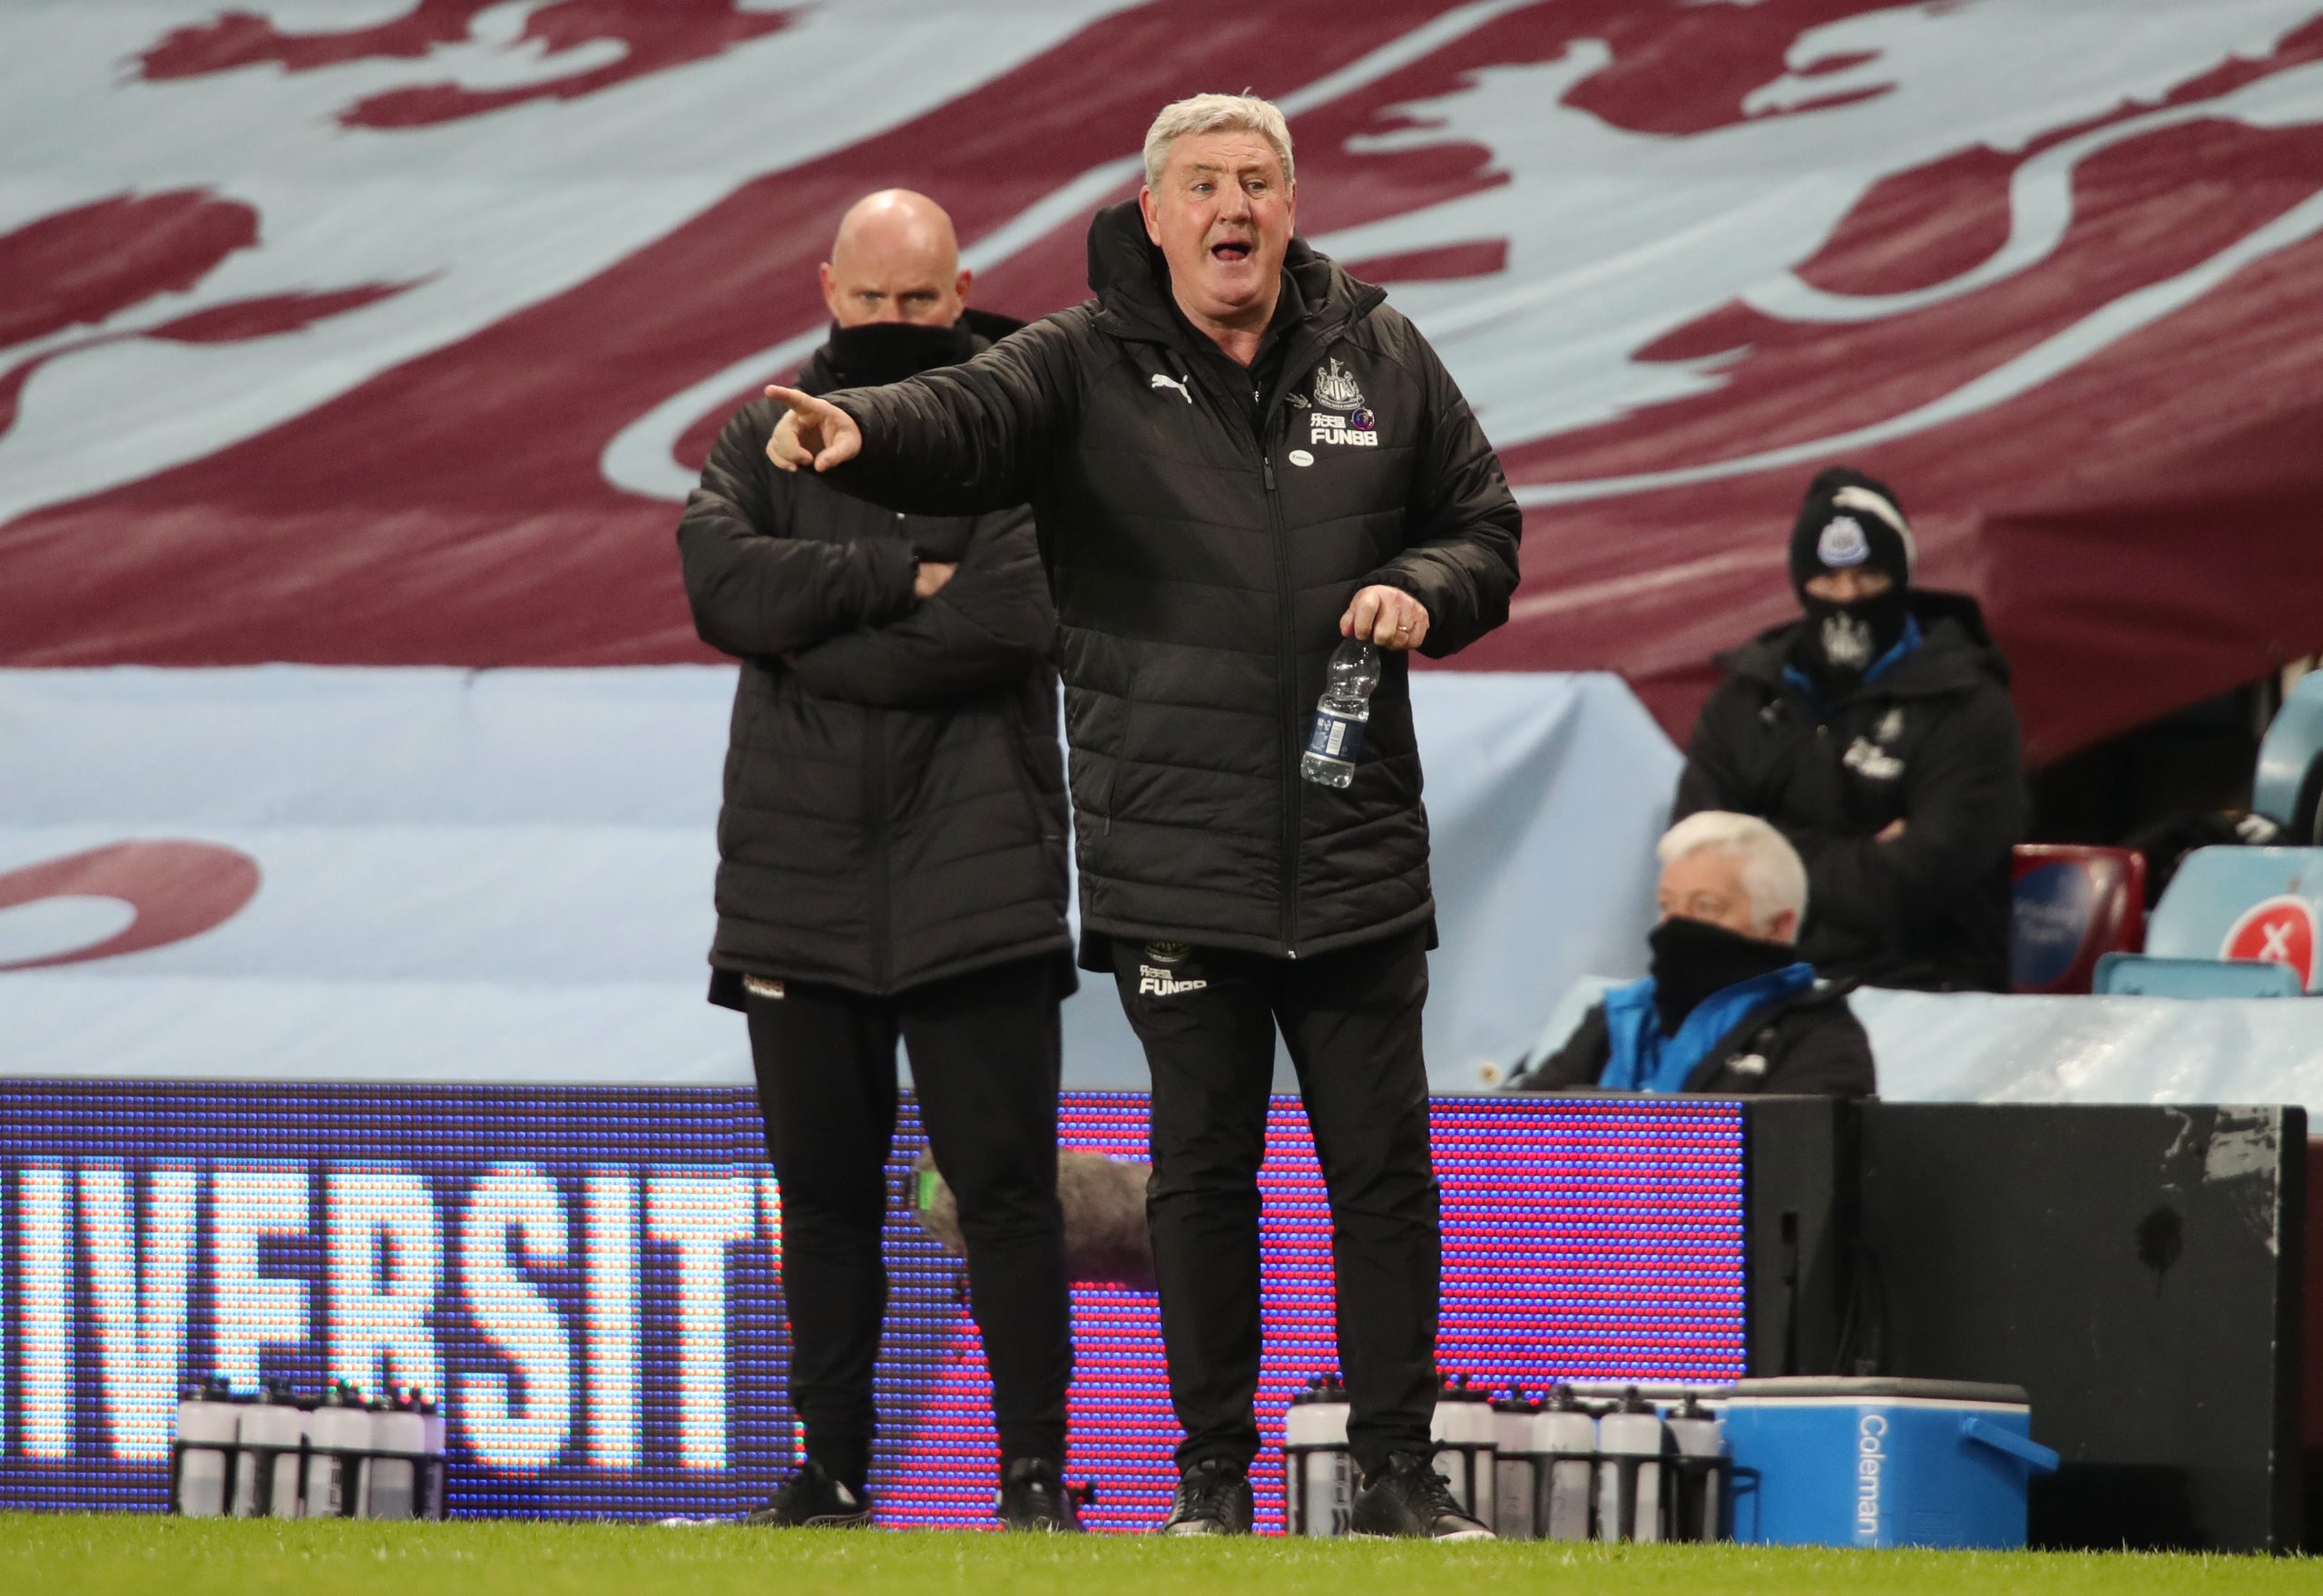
[1492,1385,1544,1414]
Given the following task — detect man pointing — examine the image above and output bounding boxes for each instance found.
[767,94,1520,1540]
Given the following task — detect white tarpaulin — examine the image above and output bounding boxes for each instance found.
[1850,987,2323,1112]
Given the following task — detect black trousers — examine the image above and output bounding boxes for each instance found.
[745,955,1072,1490]
[1111,928,1440,1476]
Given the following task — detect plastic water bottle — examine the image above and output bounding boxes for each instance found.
[1491,1387,1544,1540]
[414,1390,448,1521]
[1540,1385,1601,1542]
[1300,639,1378,788]
[1428,1373,1497,1529]
[1664,1391,1725,1542]
[232,1377,308,1518]
[1282,1373,1354,1536]
[363,1388,427,1520]
[305,1382,369,1518]
[173,1376,240,1518]
[1595,1386,1670,1543]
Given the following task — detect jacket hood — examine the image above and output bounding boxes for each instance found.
[1083,199,1381,347]
[1718,587,2012,698]
[797,306,1027,395]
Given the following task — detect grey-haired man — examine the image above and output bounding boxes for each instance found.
[759,94,1521,1539]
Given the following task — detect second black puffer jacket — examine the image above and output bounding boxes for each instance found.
[1511,983,1877,1097]
[1673,592,2025,993]
[676,313,1071,1001]
[822,204,1523,961]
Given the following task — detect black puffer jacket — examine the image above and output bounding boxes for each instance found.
[822,204,1522,961]
[677,312,1071,1002]
[1511,983,1876,1097]
[1673,592,2025,993]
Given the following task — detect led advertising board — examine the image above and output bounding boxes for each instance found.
[0,1083,1744,1531]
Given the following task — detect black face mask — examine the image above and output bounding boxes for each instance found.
[1790,587,1912,695]
[825,318,975,387]
[1647,915,1794,1036]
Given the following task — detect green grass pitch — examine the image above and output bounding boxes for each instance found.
[2,1515,2312,1596]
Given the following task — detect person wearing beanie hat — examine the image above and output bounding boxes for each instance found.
[1787,466,1917,694]
[1671,465,2025,993]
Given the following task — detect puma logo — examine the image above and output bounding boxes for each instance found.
[1150,372,1193,404]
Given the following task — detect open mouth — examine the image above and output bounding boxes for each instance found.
[1210,239,1253,264]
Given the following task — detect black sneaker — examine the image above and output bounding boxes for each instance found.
[1349,1453,1494,1541]
[996,1456,1086,1532]
[745,1460,873,1528]
[1158,1456,1253,1535]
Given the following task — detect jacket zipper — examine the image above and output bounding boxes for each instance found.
[1171,338,1332,960]
[1260,435,1300,958]
[867,713,891,989]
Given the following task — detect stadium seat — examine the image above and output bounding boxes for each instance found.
[2092,953,2301,998]
[2090,845,2323,996]
[2251,671,2323,844]
[2009,845,2146,994]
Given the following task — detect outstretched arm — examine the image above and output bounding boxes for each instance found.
[765,315,1082,517]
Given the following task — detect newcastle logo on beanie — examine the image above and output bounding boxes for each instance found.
[1789,466,1914,593]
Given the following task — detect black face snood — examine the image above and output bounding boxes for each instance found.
[824,318,975,387]
[1784,465,1916,696]
[1647,915,1795,1036]
[1790,586,1913,696]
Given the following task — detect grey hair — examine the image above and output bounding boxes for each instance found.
[1142,92,1295,190]
[1657,811,1809,930]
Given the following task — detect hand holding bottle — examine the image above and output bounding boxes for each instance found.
[1340,584,1430,651]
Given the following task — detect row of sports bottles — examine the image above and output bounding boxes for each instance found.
[1283,1373,1729,1541]
[172,1376,447,1520]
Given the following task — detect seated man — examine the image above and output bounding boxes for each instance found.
[1511,811,1874,1096]
[1673,466,2024,992]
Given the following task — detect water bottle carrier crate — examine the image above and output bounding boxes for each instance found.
[171,1434,446,1520]
[1559,1445,1735,1542]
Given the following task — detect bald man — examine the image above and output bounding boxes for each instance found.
[678,191,1080,1532]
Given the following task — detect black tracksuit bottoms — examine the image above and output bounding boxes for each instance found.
[1110,926,1440,1477]
[744,954,1072,1492]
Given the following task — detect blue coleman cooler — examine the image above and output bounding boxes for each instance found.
[1722,1378,2058,1549]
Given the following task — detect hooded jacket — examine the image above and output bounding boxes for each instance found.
[819,204,1523,962]
[676,309,1071,1002]
[1673,591,2025,992]
[1511,981,1876,1097]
